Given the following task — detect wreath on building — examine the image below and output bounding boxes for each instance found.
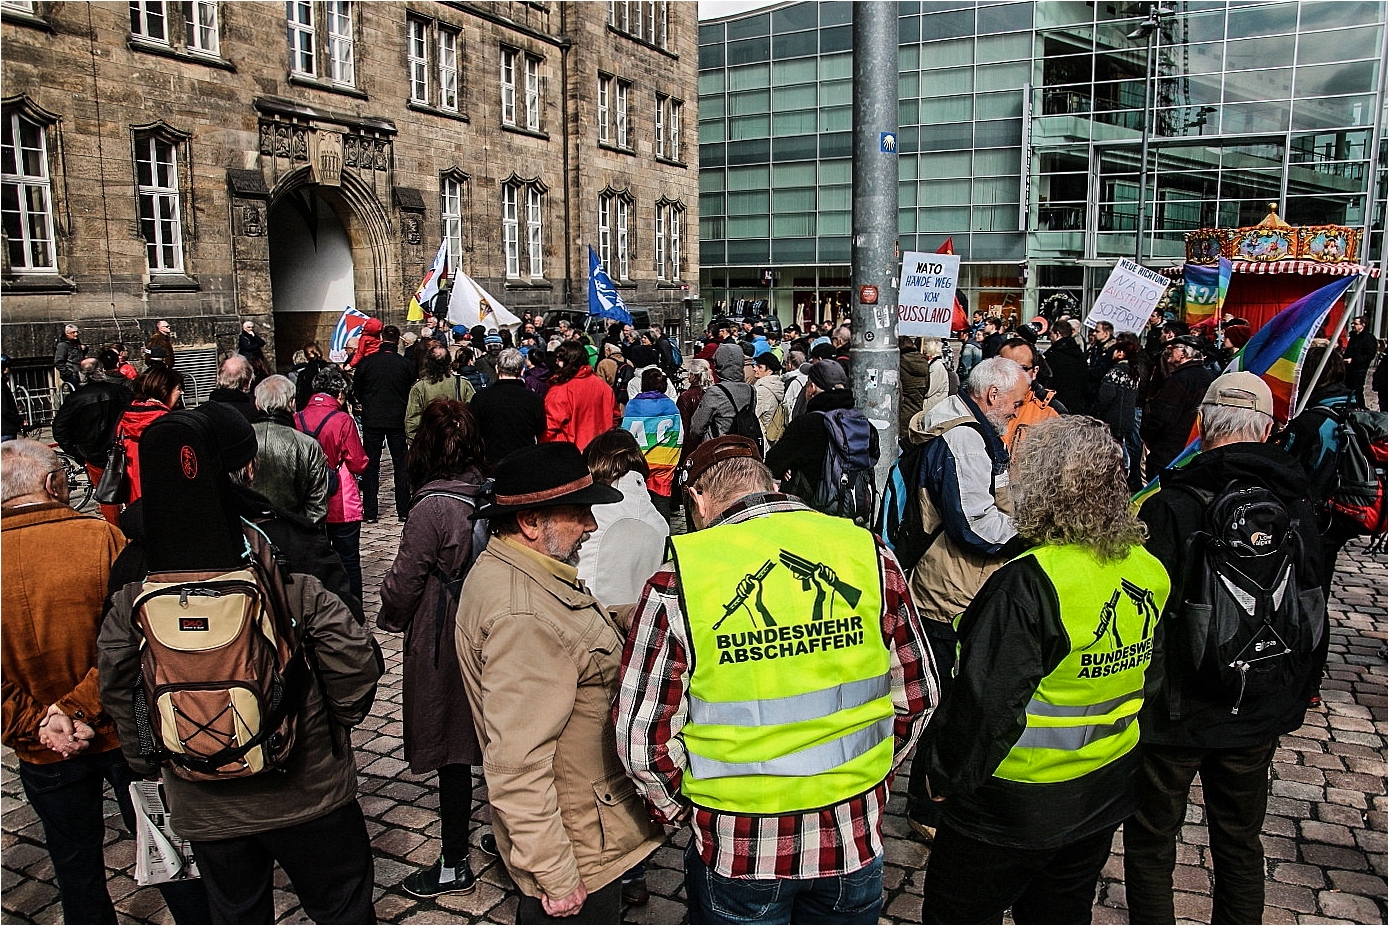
[1039,291,1079,321]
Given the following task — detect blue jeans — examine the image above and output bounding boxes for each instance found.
[685,842,883,924]
[18,748,209,924]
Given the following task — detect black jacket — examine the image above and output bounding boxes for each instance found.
[1043,337,1089,414]
[1141,359,1215,471]
[1092,360,1139,441]
[208,388,259,423]
[920,554,1145,849]
[353,346,415,429]
[1345,329,1377,369]
[469,379,547,467]
[294,359,331,412]
[1137,441,1324,748]
[237,331,266,362]
[764,389,878,492]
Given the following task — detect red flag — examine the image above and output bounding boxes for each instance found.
[936,238,968,333]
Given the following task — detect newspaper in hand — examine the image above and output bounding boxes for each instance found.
[129,781,200,886]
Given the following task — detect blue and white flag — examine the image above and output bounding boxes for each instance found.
[588,246,632,325]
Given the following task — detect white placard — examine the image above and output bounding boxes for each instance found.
[896,252,961,337]
[1086,258,1169,335]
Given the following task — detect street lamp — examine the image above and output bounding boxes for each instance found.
[1129,4,1173,264]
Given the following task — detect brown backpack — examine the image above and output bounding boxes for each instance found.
[132,520,310,781]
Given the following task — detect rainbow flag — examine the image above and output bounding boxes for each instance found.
[1131,438,1201,508]
[622,395,683,497]
[1225,275,1354,424]
[1183,257,1231,326]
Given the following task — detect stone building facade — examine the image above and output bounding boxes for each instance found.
[1,0,698,392]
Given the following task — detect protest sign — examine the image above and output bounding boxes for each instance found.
[1086,258,1169,335]
[897,252,961,337]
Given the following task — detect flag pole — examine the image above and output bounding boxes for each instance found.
[1292,273,1370,419]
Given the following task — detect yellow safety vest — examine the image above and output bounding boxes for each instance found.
[992,543,1170,784]
[670,509,894,814]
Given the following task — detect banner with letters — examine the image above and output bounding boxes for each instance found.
[1086,259,1169,335]
[896,252,962,337]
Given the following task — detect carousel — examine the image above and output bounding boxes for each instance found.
[1163,204,1379,334]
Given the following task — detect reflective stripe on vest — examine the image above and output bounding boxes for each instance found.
[688,674,890,727]
[992,543,1170,785]
[1014,713,1136,751]
[1025,688,1144,719]
[688,716,895,780]
[671,509,893,815]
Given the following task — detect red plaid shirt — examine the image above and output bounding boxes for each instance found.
[614,493,938,879]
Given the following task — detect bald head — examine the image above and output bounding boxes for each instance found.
[218,354,254,392]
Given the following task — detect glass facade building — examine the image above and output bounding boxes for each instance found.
[698,1,1388,329]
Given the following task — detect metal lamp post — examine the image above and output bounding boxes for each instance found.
[1129,5,1172,264]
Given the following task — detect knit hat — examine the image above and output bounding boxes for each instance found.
[1203,371,1273,417]
[485,334,504,348]
[806,359,848,391]
[194,401,258,471]
[628,345,659,368]
[1223,324,1252,350]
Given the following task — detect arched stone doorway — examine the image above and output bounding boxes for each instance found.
[265,168,395,368]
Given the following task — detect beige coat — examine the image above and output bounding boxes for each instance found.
[905,397,1016,625]
[456,536,663,901]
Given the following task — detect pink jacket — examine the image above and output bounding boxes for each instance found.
[296,394,368,523]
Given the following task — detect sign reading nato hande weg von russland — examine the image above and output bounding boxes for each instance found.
[896,251,961,337]
[1086,258,1169,335]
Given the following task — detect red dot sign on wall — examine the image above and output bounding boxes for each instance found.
[859,285,879,305]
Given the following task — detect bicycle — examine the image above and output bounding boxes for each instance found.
[49,443,96,511]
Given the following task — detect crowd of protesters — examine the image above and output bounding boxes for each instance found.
[1,298,1383,926]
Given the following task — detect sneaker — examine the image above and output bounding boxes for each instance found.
[1309,694,1323,709]
[478,833,499,857]
[621,876,650,907]
[363,516,379,524]
[402,857,476,898]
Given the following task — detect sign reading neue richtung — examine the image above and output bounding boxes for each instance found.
[1086,258,1169,335]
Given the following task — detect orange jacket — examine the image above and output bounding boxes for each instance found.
[2,503,127,764]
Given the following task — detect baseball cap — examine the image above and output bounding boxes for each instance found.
[1203,371,1273,417]
[681,435,763,487]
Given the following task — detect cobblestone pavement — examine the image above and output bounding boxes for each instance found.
[3,457,1386,925]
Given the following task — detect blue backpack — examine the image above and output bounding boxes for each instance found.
[876,442,931,571]
[807,408,877,525]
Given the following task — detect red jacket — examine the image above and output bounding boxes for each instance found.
[349,317,383,367]
[115,400,172,504]
[543,365,618,451]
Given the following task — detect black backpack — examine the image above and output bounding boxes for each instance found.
[1175,482,1325,716]
[1314,405,1388,536]
[714,384,764,453]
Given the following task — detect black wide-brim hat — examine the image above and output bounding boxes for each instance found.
[475,442,622,518]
